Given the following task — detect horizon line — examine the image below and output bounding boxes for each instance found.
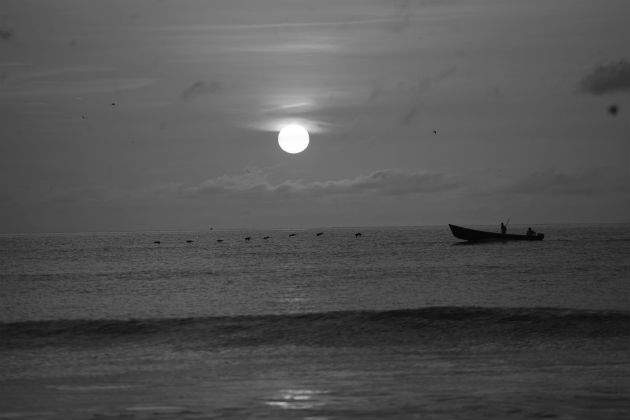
[1,221,628,236]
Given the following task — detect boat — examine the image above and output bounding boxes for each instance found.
[449,224,544,242]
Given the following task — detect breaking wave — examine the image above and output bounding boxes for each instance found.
[2,307,628,349]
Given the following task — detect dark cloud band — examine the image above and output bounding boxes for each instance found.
[579,59,630,95]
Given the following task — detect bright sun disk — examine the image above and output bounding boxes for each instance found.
[278,124,309,154]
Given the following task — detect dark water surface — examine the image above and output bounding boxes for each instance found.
[1,224,629,419]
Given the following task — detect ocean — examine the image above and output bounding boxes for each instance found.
[1,224,628,419]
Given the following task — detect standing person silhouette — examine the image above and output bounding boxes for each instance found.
[501,222,507,235]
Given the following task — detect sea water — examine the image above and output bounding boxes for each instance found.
[1,224,628,419]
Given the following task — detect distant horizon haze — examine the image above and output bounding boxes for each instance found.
[1,221,628,236]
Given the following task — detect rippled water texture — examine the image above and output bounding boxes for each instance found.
[2,224,628,322]
[1,224,628,419]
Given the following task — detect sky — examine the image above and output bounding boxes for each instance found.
[0,0,628,233]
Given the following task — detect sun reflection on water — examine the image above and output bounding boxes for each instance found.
[265,388,329,410]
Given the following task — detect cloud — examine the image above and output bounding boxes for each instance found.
[502,168,625,196]
[39,183,179,206]
[401,66,457,125]
[579,59,630,95]
[0,28,13,41]
[1,78,158,98]
[154,16,427,34]
[181,169,458,199]
[15,66,115,82]
[179,80,222,101]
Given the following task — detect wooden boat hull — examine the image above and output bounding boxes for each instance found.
[449,224,544,242]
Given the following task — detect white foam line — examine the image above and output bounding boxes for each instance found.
[47,384,139,392]
[0,412,55,419]
[125,406,183,412]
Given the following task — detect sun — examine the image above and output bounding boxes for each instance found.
[278,124,309,154]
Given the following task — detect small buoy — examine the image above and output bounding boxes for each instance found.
[217,239,223,243]
[186,240,193,243]
[355,232,362,237]
[153,241,161,244]
[245,236,251,241]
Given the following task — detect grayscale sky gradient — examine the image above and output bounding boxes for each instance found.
[1,0,628,232]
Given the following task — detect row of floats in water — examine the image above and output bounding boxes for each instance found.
[152,231,363,244]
